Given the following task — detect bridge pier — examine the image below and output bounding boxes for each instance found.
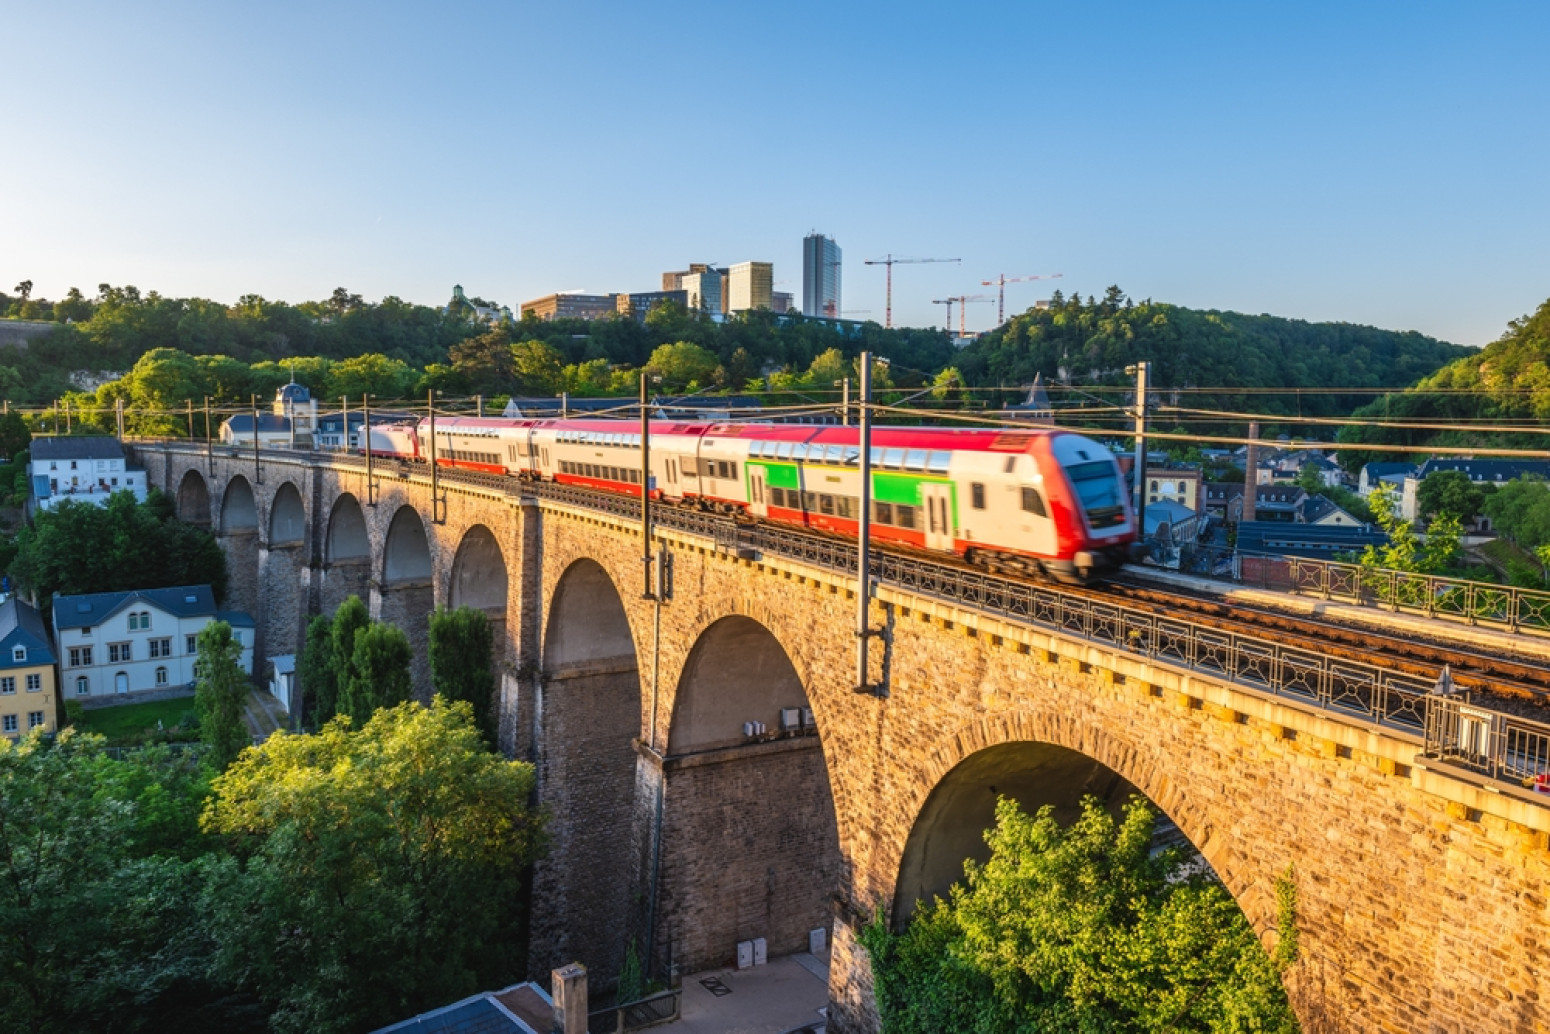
[372,579,435,701]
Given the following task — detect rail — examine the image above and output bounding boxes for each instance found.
[132,440,1550,791]
[587,988,680,1032]
[1235,552,1550,639]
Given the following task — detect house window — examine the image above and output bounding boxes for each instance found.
[27,711,43,729]
[0,678,12,695]
[75,676,89,695]
[155,666,168,686]
[186,635,198,654]
[25,675,40,692]
[109,642,132,663]
[148,638,172,659]
[971,483,986,510]
[2,715,15,733]
[11,647,23,663]
[68,646,93,667]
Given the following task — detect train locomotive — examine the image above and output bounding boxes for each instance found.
[366,416,1136,583]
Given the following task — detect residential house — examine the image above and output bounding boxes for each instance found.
[269,654,296,715]
[221,381,320,449]
[1249,484,1308,523]
[52,585,253,703]
[29,436,147,513]
[1358,462,1414,498]
[0,598,57,740]
[1300,494,1363,527]
[1142,465,1203,512]
[1400,458,1550,520]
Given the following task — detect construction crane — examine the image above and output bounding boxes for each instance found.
[980,272,1064,324]
[933,294,995,335]
[864,254,961,328]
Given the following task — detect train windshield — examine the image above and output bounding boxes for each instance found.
[1065,460,1127,529]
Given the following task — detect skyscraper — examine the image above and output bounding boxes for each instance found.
[802,233,842,318]
[727,261,773,313]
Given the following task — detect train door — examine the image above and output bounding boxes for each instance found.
[920,482,955,551]
[748,466,768,518]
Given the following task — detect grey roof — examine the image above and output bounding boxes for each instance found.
[224,414,292,433]
[1416,458,1550,482]
[373,983,551,1034]
[0,598,56,668]
[53,584,219,631]
[1237,520,1387,559]
[30,436,125,461]
[269,654,296,675]
[216,610,255,628]
[276,382,312,403]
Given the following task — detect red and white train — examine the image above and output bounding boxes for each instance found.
[366,417,1136,582]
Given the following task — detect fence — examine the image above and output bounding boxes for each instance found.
[132,442,1550,790]
[587,988,680,1032]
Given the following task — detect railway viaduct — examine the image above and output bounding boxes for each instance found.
[140,442,1550,1034]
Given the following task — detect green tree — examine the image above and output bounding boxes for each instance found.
[1484,478,1550,548]
[199,699,545,1033]
[861,796,1298,1034]
[341,623,413,724]
[646,341,720,391]
[428,606,496,742]
[328,596,371,717]
[511,339,565,395]
[195,621,250,770]
[298,613,336,727]
[1359,489,1423,573]
[326,353,417,401]
[0,410,30,460]
[1416,470,1491,523]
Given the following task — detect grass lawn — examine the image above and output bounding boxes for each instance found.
[76,696,198,745]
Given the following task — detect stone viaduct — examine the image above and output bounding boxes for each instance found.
[141,443,1550,1034]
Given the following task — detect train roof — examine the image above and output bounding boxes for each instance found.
[704,422,1079,454]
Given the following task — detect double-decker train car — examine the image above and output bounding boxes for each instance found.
[367,416,1135,582]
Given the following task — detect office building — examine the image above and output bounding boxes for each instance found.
[616,290,689,322]
[772,291,794,314]
[727,261,774,313]
[802,233,842,318]
[681,271,723,315]
[520,294,619,321]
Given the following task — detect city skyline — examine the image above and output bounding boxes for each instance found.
[3,1,1548,346]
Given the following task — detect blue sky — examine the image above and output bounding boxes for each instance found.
[3,0,1547,345]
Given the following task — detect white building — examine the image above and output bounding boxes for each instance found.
[221,381,319,449]
[52,584,253,702]
[29,436,147,512]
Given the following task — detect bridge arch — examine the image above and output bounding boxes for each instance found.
[215,475,261,646]
[891,713,1257,932]
[320,493,371,614]
[175,469,210,528]
[658,615,841,976]
[529,557,644,990]
[378,505,435,698]
[449,524,508,615]
[267,481,306,547]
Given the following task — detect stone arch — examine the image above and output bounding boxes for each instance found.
[320,493,371,616]
[382,505,432,585]
[659,615,841,976]
[529,558,643,990]
[267,481,306,546]
[218,475,258,533]
[449,524,508,614]
[891,713,1257,931]
[377,505,435,698]
[175,468,210,528]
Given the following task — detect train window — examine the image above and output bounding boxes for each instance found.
[928,451,951,474]
[1004,456,1017,474]
[825,445,845,463]
[971,483,986,509]
[873,501,894,524]
[819,494,835,515]
[905,450,928,471]
[777,443,794,460]
[896,505,917,530]
[835,496,855,519]
[1021,487,1048,517]
[883,448,905,469]
[801,491,817,510]
[789,444,806,461]
[844,447,860,465]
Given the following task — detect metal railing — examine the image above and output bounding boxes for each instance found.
[132,441,1550,789]
[1235,554,1550,638]
[588,988,680,1032]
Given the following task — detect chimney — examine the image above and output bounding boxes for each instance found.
[551,963,587,1034]
[1242,422,1259,523]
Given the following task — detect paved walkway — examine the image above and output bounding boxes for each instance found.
[652,953,829,1034]
[242,688,289,743]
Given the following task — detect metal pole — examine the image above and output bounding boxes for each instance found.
[64,398,71,433]
[203,398,212,473]
[561,391,570,419]
[640,372,654,600]
[340,396,347,452]
[116,399,125,440]
[186,399,193,439]
[856,352,874,693]
[428,390,440,523]
[251,394,261,484]
[476,394,484,418]
[1130,362,1150,550]
[841,377,851,426]
[363,394,374,506]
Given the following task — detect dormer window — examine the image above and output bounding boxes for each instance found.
[11,647,23,663]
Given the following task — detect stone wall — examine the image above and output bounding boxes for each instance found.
[135,445,1550,1034]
